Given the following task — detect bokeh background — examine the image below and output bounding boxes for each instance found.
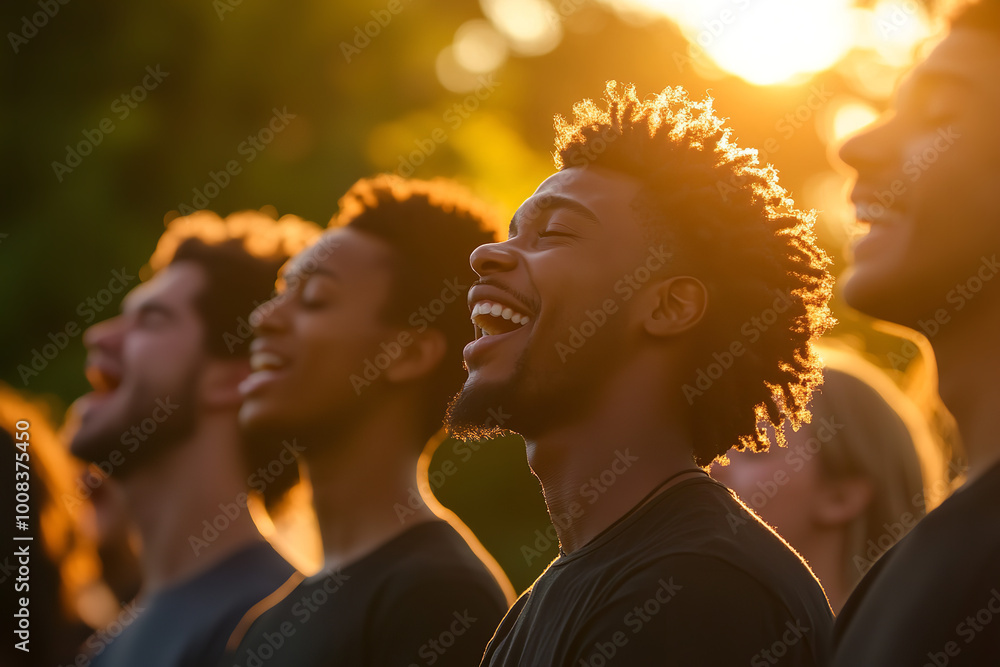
[3,0,957,592]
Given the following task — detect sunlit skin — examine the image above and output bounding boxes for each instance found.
[839,28,1000,480]
[459,165,710,554]
[712,432,871,613]
[240,228,452,570]
[71,263,263,594]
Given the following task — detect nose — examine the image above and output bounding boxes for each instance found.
[837,114,895,176]
[83,315,125,355]
[470,239,519,278]
[250,291,291,336]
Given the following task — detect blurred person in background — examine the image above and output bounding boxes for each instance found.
[447,83,836,666]
[712,346,949,612]
[227,175,513,667]
[0,386,100,667]
[68,210,319,667]
[831,0,1000,663]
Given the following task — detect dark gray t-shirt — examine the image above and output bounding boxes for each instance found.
[833,461,1000,666]
[483,476,834,666]
[88,541,294,667]
[225,520,509,667]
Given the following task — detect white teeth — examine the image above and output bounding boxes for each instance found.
[250,352,286,372]
[469,300,532,330]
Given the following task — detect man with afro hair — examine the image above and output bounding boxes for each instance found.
[447,82,835,666]
[227,176,513,667]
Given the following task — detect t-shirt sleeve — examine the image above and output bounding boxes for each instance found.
[367,570,509,667]
[568,553,822,667]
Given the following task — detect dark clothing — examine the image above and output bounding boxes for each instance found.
[90,540,294,667]
[482,476,833,667]
[225,520,509,667]
[833,461,1000,666]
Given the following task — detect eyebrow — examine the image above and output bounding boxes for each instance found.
[509,195,601,236]
[280,264,339,284]
[122,298,174,319]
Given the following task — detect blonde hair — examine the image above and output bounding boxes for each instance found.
[807,347,948,589]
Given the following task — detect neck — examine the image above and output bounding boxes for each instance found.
[524,361,702,554]
[929,298,1000,482]
[792,529,850,614]
[303,399,438,570]
[122,414,262,596]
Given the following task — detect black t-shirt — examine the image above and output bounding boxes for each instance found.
[89,540,294,667]
[482,475,834,667]
[833,460,1000,666]
[224,520,509,667]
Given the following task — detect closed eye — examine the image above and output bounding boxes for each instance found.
[538,229,576,238]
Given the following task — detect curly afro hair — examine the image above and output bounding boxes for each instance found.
[554,82,835,466]
[335,175,501,441]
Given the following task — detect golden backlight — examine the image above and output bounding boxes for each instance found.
[618,0,934,87]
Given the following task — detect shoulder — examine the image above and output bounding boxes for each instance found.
[572,555,826,666]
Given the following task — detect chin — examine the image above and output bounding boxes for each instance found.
[69,428,118,464]
[842,265,914,326]
[445,376,520,441]
[239,400,288,435]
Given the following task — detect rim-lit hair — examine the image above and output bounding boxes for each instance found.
[555,82,835,466]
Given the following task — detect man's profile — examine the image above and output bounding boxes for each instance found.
[448,82,836,666]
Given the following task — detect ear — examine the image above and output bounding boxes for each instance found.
[199,358,251,411]
[812,475,873,527]
[643,276,708,337]
[384,328,447,385]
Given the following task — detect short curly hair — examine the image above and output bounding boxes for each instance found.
[146,210,320,506]
[554,82,834,466]
[147,210,320,358]
[336,175,501,441]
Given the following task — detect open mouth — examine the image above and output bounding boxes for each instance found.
[249,351,288,372]
[85,363,122,394]
[470,300,531,337]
